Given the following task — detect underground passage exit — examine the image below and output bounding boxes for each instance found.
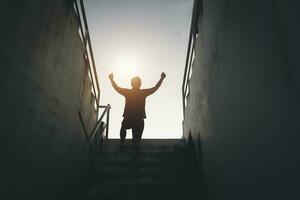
[73,0,208,199]
[84,0,193,139]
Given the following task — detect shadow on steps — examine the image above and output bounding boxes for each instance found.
[77,139,209,200]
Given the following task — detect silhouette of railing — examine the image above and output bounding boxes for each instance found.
[74,0,101,114]
[182,0,202,116]
[89,104,111,150]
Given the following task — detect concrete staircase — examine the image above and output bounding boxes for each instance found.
[81,139,204,200]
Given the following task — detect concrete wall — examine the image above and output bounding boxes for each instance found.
[183,0,300,199]
[0,0,97,199]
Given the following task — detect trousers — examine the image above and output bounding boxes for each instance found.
[120,118,144,144]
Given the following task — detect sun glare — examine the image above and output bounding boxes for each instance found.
[112,51,142,80]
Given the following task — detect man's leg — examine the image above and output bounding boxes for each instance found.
[120,125,127,146]
[132,119,144,152]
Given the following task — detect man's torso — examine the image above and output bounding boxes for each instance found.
[123,89,147,119]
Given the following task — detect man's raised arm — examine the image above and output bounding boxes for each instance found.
[109,73,128,95]
[144,72,166,96]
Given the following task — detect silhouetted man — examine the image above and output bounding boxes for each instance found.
[109,72,166,150]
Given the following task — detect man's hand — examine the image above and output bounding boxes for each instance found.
[109,73,114,81]
[161,72,166,79]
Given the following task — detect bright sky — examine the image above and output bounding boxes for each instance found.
[85,0,193,138]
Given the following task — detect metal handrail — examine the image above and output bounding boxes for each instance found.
[74,0,101,114]
[89,104,111,149]
[182,0,202,116]
[73,1,112,150]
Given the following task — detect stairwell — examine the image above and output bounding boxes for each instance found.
[81,139,206,200]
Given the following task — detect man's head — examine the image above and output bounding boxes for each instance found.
[131,76,141,89]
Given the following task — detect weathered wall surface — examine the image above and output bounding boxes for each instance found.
[0,0,97,199]
[183,0,300,200]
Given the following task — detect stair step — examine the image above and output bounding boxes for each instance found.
[83,184,198,200]
[103,139,184,146]
[81,139,204,200]
[92,167,196,178]
[96,151,176,161]
[88,173,199,185]
[92,165,163,174]
[101,139,184,153]
[100,146,183,154]
[85,183,198,193]
[95,157,195,165]
[90,165,199,179]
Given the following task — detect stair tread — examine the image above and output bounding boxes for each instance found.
[83,185,199,199]
[81,140,203,200]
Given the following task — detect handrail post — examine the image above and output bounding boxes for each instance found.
[105,105,110,139]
